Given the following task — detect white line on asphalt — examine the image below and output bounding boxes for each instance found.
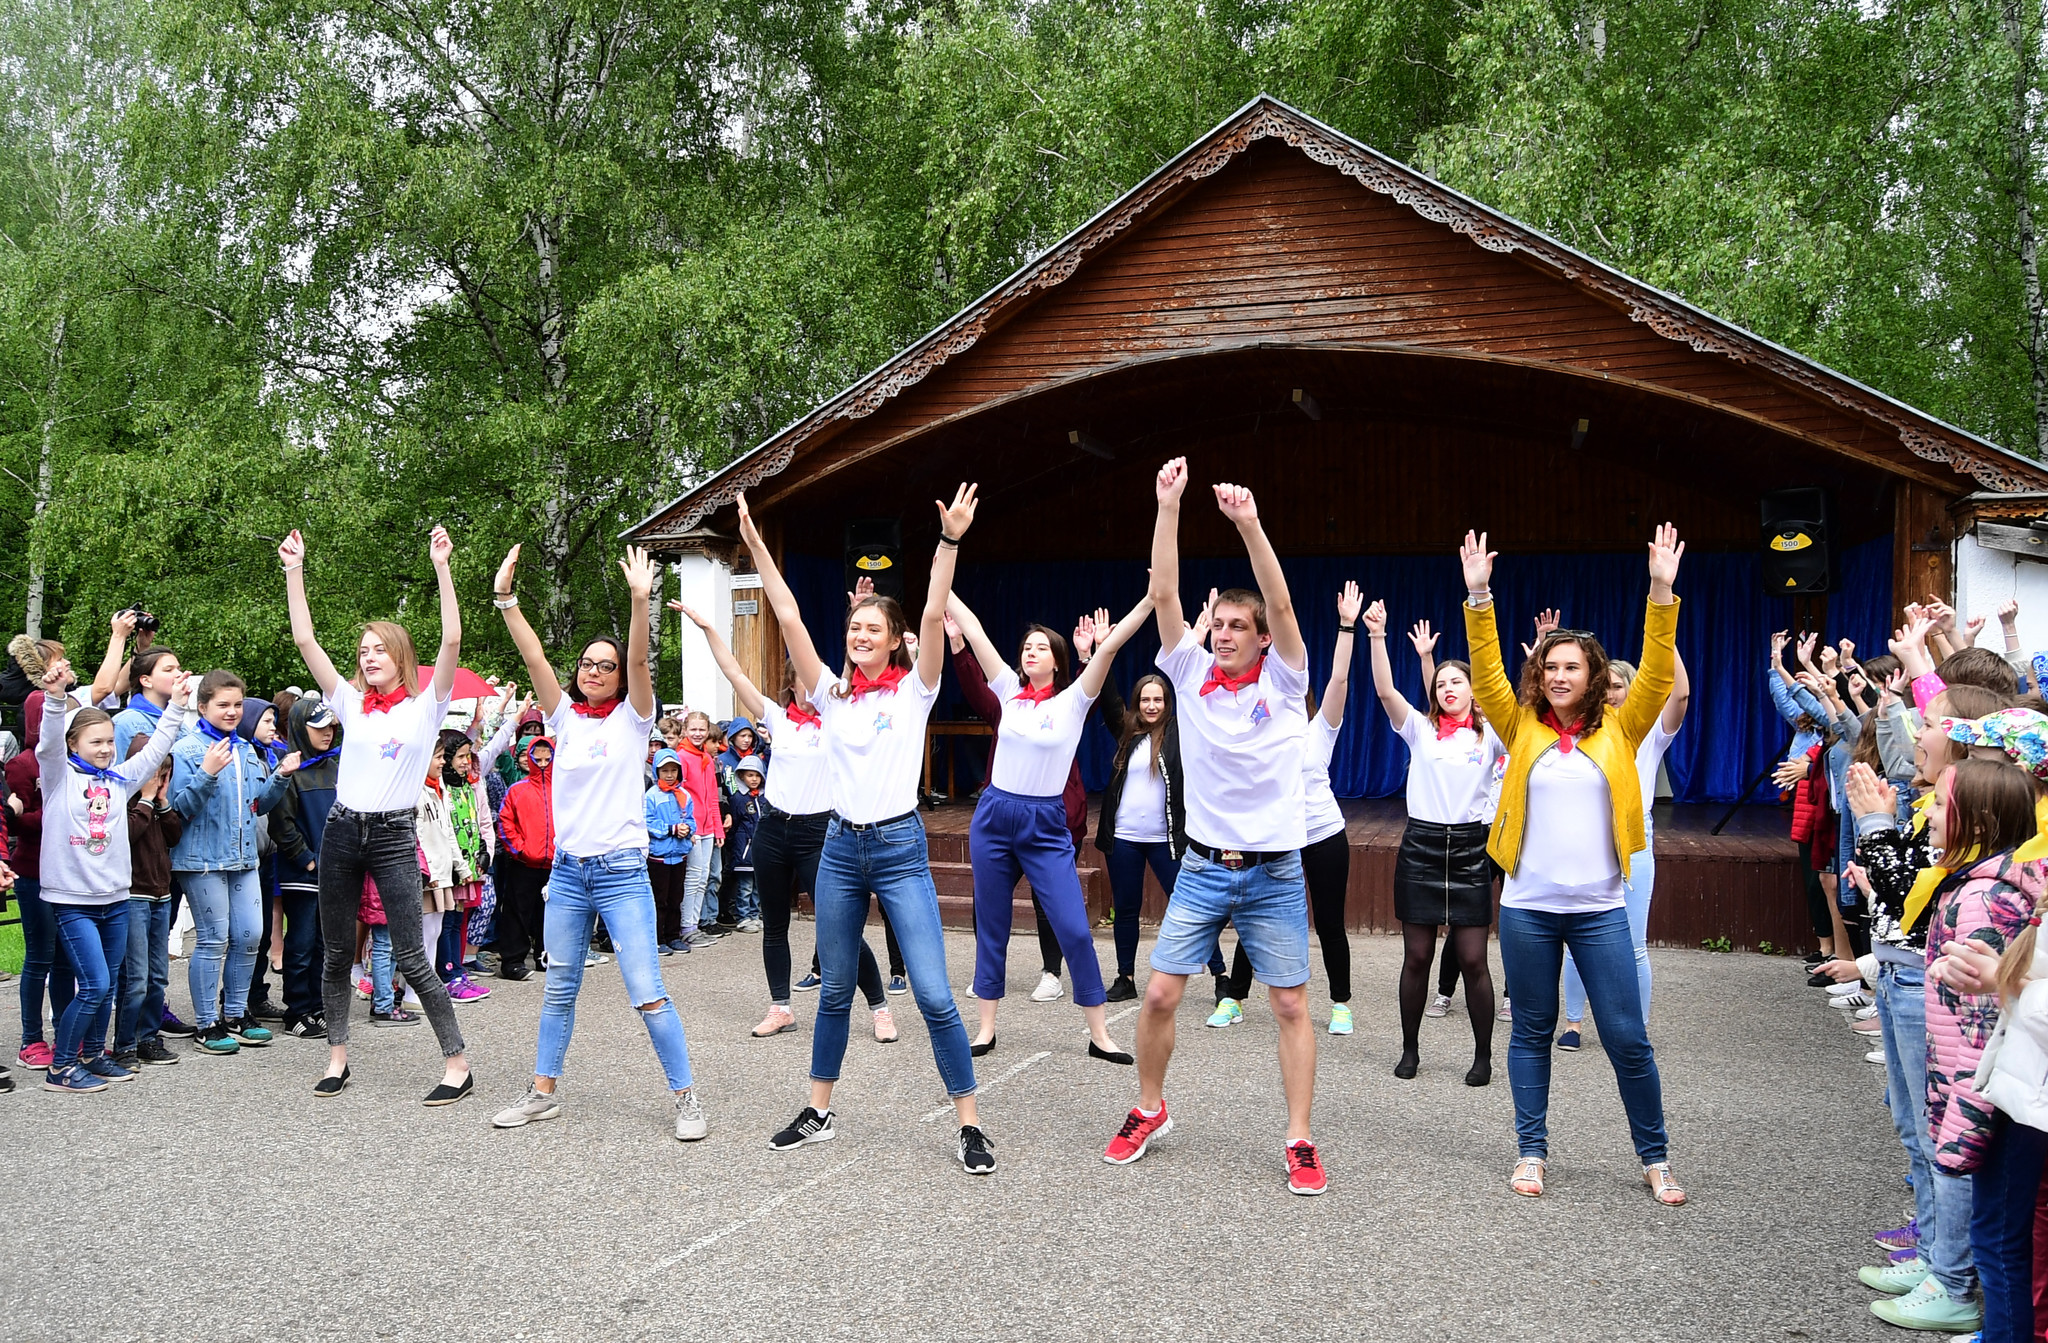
[637,1156,861,1277]
[1108,1004,1140,1025]
[919,1050,1053,1123]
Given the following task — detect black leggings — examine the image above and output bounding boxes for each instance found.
[1797,839,1833,940]
[758,808,887,1006]
[1220,830,1352,1001]
[492,855,547,971]
[1437,934,1460,997]
[1399,922,1492,1061]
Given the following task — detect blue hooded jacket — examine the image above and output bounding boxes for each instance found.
[645,748,696,864]
[169,707,291,873]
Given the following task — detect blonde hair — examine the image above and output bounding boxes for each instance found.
[351,620,421,695]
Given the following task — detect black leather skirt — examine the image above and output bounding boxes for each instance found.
[1393,819,1495,927]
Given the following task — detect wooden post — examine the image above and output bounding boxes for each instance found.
[1894,481,1956,620]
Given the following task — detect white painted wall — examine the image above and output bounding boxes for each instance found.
[673,551,733,720]
[1953,531,2048,661]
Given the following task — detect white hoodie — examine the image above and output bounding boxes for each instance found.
[37,693,187,905]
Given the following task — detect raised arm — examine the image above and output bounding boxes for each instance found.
[1075,595,1154,700]
[87,610,138,706]
[278,530,342,695]
[1213,482,1305,672]
[425,526,461,701]
[492,544,565,716]
[672,601,767,722]
[1363,601,1414,730]
[919,483,979,690]
[1661,649,1691,733]
[945,592,1011,684]
[1409,619,1438,706]
[1319,581,1361,728]
[1458,530,1521,741]
[1148,457,1188,649]
[619,545,657,718]
[1614,523,1682,746]
[736,491,825,699]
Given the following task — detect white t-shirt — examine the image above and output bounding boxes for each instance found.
[1158,631,1310,852]
[546,697,658,858]
[1115,738,1171,843]
[329,681,453,815]
[988,669,1096,798]
[1502,745,1624,913]
[762,701,833,817]
[1395,712,1507,826]
[1302,712,1347,845]
[1636,720,1677,821]
[811,668,942,824]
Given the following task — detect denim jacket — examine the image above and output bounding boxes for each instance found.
[169,726,290,873]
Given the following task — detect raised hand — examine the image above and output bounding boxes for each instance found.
[2000,598,2022,627]
[1844,761,1897,819]
[1964,614,1986,646]
[1155,457,1189,505]
[38,657,72,693]
[173,671,198,707]
[1336,580,1363,625]
[1646,522,1684,590]
[1771,629,1789,662]
[1361,601,1388,638]
[943,612,963,647]
[1889,617,1934,659]
[619,544,657,599]
[1535,608,1561,638]
[429,524,454,569]
[1071,613,1099,660]
[846,575,874,607]
[1797,632,1818,668]
[937,482,979,539]
[1926,597,1957,632]
[735,491,764,546]
[111,608,137,643]
[1407,617,1436,655]
[201,736,235,777]
[493,544,521,597]
[1212,482,1258,525]
[666,600,712,631]
[1838,637,1857,664]
[1191,588,1218,645]
[1818,645,1838,674]
[1459,530,1495,594]
[279,529,306,569]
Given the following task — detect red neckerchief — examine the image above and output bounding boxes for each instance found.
[847,664,909,702]
[785,701,821,729]
[1012,680,1058,705]
[656,775,687,796]
[1199,656,1264,697]
[362,686,411,715]
[1540,708,1584,753]
[1435,712,1474,741]
[572,697,620,719]
[423,773,444,795]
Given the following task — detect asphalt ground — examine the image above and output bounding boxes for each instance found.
[3,924,1911,1343]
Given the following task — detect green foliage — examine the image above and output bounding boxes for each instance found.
[1,0,2041,684]
[1701,935,1735,953]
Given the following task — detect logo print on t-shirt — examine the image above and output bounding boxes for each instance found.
[1038,714,1054,731]
[873,712,893,733]
[379,738,403,759]
[1248,699,1271,727]
[588,738,608,760]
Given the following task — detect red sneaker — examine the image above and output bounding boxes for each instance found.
[1285,1140,1328,1196]
[1103,1103,1173,1165]
[16,1042,52,1071]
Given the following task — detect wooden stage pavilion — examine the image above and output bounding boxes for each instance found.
[627,96,2048,953]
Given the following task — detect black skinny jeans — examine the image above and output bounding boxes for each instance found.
[318,804,465,1056]
[492,853,548,971]
[1221,830,1352,1002]
[758,807,886,1007]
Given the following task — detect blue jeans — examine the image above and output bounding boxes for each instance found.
[1877,958,1976,1299]
[51,902,128,1066]
[538,848,694,1091]
[1972,1118,2048,1343]
[1498,904,1668,1164]
[1105,838,1177,979]
[812,814,975,1098]
[181,867,262,1027]
[732,871,760,923]
[1150,848,1309,987]
[369,926,395,1013]
[1562,846,1653,1024]
[16,875,76,1049]
[115,897,172,1053]
[680,837,715,932]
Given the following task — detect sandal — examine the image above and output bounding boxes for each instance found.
[1510,1157,1546,1198]
[1643,1162,1686,1206]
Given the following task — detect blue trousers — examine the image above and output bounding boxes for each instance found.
[1104,838,1177,979]
[114,897,172,1053]
[51,902,128,1066]
[970,787,1105,1007]
[1972,1118,2048,1343]
[16,876,76,1049]
[1562,846,1654,1024]
[1877,958,1975,1300]
[538,847,694,1091]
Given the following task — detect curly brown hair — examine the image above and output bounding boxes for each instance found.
[1517,631,1611,737]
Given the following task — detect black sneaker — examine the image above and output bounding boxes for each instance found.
[157,1011,196,1038]
[282,1015,329,1040]
[0,1068,12,1094]
[957,1124,997,1175]
[1807,969,1838,988]
[113,1050,141,1071]
[247,997,287,1023]
[1104,974,1138,1003]
[226,1017,274,1047]
[768,1106,836,1150]
[136,1038,181,1066]
[371,1008,421,1028]
[193,1024,240,1056]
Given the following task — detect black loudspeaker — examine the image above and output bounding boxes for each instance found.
[1761,488,1832,594]
[845,519,905,603]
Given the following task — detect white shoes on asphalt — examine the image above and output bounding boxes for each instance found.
[491,1083,708,1142]
[1031,972,1064,1002]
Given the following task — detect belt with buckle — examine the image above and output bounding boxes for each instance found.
[1188,840,1285,870]
[839,810,918,832]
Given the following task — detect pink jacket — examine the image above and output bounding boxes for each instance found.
[1925,849,2044,1172]
[674,743,725,841]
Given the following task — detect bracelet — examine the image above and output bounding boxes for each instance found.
[1367,632,1386,639]
[493,595,519,610]
[938,534,961,548]
[281,564,303,573]
[1337,623,1357,634]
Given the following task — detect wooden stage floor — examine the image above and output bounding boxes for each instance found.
[916,795,1810,954]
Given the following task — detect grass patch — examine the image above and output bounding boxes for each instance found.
[0,900,22,974]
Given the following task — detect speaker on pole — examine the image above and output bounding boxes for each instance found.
[845,519,905,603]
[1761,488,1832,594]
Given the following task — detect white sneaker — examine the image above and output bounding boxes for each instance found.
[1835,992,1873,1010]
[1031,972,1063,1003]
[1424,993,1452,1018]
[585,952,610,967]
[1855,1004,1879,1020]
[1828,979,1868,997]
[492,1085,561,1129]
[736,918,764,933]
[1496,997,1513,1022]
[674,1088,708,1142]
[1865,1048,1887,1064]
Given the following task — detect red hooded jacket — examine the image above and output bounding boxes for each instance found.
[4,690,48,878]
[498,736,555,869]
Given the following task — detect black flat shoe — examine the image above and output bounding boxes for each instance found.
[1088,1041,1134,1065]
[1393,1050,1419,1080]
[1465,1059,1492,1088]
[1104,975,1138,1003]
[313,1065,350,1097]
[970,1035,996,1058]
[423,1073,474,1107]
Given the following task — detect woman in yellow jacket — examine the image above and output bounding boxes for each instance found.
[1460,523,1687,1208]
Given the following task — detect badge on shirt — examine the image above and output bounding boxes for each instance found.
[1248,699,1271,727]
[873,712,894,733]
[588,738,608,759]
[379,738,403,759]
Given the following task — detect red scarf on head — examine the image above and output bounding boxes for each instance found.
[572,697,620,719]
[362,686,411,715]
[785,700,821,729]
[1435,712,1475,741]
[1012,680,1058,705]
[1540,708,1585,753]
[847,663,909,702]
[1199,656,1265,697]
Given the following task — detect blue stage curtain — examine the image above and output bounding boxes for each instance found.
[779,537,1894,804]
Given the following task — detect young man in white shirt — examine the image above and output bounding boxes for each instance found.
[1103,457,1326,1195]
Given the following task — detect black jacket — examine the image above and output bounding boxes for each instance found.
[1093,676,1187,861]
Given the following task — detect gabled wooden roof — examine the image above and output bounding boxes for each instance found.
[627,94,2048,543]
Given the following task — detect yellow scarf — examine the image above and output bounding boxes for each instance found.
[1900,791,1945,936]
[2013,795,2048,865]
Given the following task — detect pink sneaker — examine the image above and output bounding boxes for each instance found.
[448,975,491,1003]
[17,1041,53,1071]
[355,976,373,1001]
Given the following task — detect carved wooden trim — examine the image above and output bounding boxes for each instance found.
[635,98,2039,537]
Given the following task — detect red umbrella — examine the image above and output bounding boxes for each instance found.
[449,668,498,701]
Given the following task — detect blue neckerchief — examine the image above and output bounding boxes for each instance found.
[68,753,121,782]
[124,693,163,724]
[195,718,238,746]
[256,739,284,769]
[298,745,339,769]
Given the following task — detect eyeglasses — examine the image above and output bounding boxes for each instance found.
[576,658,619,674]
